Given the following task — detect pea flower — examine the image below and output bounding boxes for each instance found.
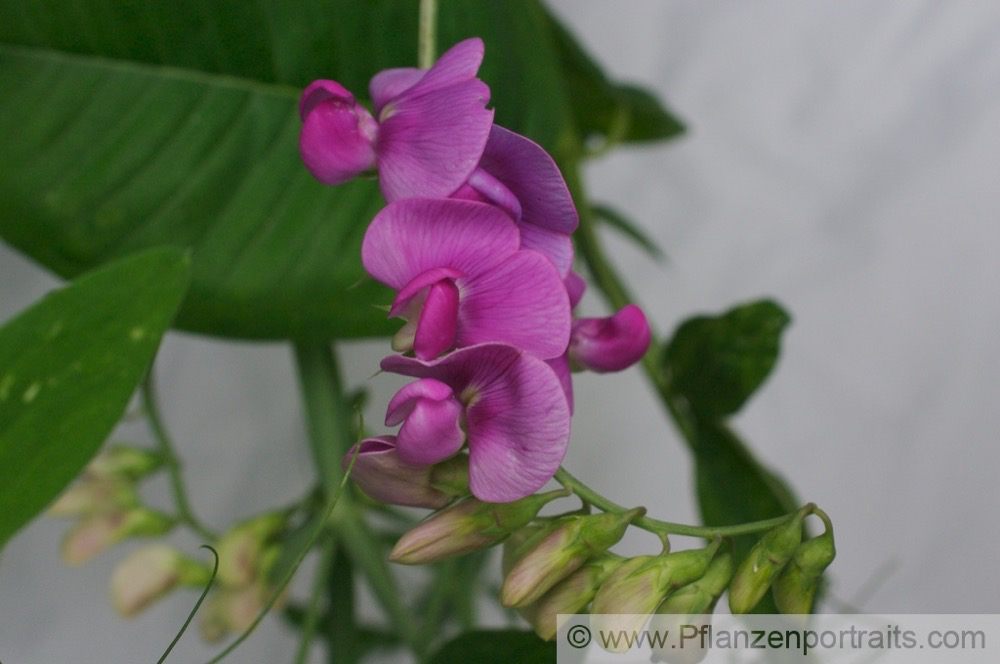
[299,37,493,201]
[569,304,652,372]
[452,125,579,276]
[362,198,570,361]
[381,343,571,503]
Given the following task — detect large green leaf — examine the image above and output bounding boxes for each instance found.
[0,45,393,339]
[664,299,791,419]
[0,248,188,549]
[0,0,609,339]
[429,630,554,664]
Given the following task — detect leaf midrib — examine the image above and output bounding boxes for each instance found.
[0,42,302,100]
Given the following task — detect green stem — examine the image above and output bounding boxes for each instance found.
[293,536,335,664]
[326,541,358,664]
[337,514,422,654]
[293,342,354,494]
[141,374,216,541]
[293,341,421,656]
[553,467,802,539]
[418,0,439,69]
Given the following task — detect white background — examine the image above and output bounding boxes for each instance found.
[2,1,999,661]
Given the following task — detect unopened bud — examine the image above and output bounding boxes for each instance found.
[61,507,174,566]
[592,547,717,652]
[216,513,286,587]
[389,490,568,565]
[200,583,285,642]
[501,507,644,608]
[773,527,835,615]
[48,477,136,517]
[86,445,163,480]
[344,436,468,508]
[110,545,211,617]
[568,304,651,373]
[649,545,735,664]
[529,554,624,641]
[728,511,806,614]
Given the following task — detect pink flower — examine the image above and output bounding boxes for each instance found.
[381,344,571,503]
[569,304,652,373]
[362,198,570,361]
[453,126,578,276]
[299,38,493,201]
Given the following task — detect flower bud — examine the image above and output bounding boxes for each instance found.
[86,445,163,480]
[389,490,567,565]
[728,512,806,614]
[568,304,651,373]
[501,507,644,608]
[215,513,286,588]
[61,507,174,566]
[501,521,561,576]
[528,554,624,641]
[200,582,285,642]
[649,545,735,664]
[591,547,717,652]
[110,545,212,617]
[773,528,836,615]
[48,477,137,517]
[344,436,469,509]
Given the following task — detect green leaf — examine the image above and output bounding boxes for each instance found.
[0,0,590,339]
[592,203,666,261]
[543,6,685,150]
[664,299,791,419]
[0,247,189,549]
[0,44,394,340]
[429,630,555,664]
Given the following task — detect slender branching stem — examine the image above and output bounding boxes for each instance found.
[553,466,808,540]
[141,373,216,541]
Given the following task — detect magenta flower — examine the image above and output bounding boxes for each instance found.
[381,344,571,503]
[299,38,493,201]
[362,198,571,361]
[452,126,579,276]
[569,304,652,373]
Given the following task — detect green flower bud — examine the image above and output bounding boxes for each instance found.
[528,554,624,641]
[86,445,163,480]
[592,547,717,652]
[61,507,174,566]
[502,521,564,576]
[728,512,805,614]
[501,507,644,608]
[649,545,734,664]
[200,582,286,642]
[110,544,211,617]
[389,490,568,565]
[216,513,286,588]
[773,528,836,614]
[48,477,137,517]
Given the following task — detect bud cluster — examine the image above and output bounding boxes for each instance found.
[49,445,172,566]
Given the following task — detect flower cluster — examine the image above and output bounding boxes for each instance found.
[300,38,651,504]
